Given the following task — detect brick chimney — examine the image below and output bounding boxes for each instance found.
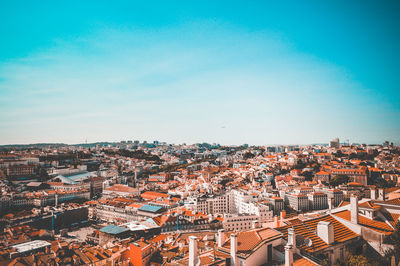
[350,196,359,224]
[317,221,334,244]
[230,234,237,266]
[189,236,199,266]
[275,215,280,227]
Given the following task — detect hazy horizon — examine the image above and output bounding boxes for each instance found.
[0,138,393,147]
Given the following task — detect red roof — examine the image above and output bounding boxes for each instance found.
[333,210,393,235]
[141,191,168,200]
[104,184,138,193]
[277,215,358,252]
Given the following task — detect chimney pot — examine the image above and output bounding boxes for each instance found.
[328,198,334,210]
[378,188,385,201]
[274,216,280,228]
[189,236,199,266]
[217,229,225,247]
[317,221,334,244]
[284,244,293,266]
[230,234,237,266]
[288,228,296,247]
[251,221,258,229]
[350,196,359,224]
[370,189,377,200]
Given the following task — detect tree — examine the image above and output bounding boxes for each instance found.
[382,222,400,265]
[346,255,371,266]
[374,178,396,188]
[243,152,255,159]
[38,167,49,182]
[303,171,313,181]
[330,174,349,187]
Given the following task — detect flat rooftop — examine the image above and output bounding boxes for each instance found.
[12,240,51,253]
[99,224,129,235]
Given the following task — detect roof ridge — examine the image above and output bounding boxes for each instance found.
[255,229,263,241]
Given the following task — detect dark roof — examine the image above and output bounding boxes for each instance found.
[139,205,163,213]
[99,225,129,235]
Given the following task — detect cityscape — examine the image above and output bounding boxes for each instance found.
[1,1,400,266]
[0,139,399,265]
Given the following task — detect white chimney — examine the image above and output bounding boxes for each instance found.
[317,221,334,245]
[288,228,296,247]
[189,236,199,266]
[230,234,237,266]
[251,220,259,229]
[284,244,293,266]
[370,188,377,200]
[217,229,225,247]
[350,196,359,224]
[378,188,385,201]
[328,198,334,210]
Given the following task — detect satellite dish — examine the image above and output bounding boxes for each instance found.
[304,238,313,247]
[295,235,304,246]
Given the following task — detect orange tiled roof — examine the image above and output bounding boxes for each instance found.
[277,215,358,252]
[375,198,400,206]
[303,215,359,243]
[105,184,138,193]
[128,203,144,209]
[277,223,328,252]
[315,171,329,175]
[150,234,168,243]
[347,182,362,186]
[141,191,168,200]
[358,201,380,210]
[222,228,281,257]
[382,212,400,228]
[333,210,393,235]
[293,254,319,266]
[337,200,349,207]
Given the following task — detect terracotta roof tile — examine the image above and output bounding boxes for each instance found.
[277,215,358,252]
[333,210,393,235]
[222,228,281,257]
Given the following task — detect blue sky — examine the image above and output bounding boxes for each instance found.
[0,1,399,145]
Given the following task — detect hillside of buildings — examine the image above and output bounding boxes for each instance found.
[0,139,399,265]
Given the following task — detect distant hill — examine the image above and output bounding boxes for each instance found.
[0,142,116,150]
